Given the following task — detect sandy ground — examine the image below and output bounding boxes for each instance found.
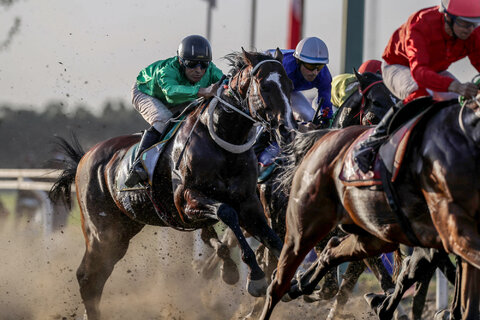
[0,213,443,320]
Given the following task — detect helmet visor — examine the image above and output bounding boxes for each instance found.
[302,62,325,72]
[455,17,480,29]
[181,59,210,70]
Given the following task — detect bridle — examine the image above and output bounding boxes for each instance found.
[355,79,384,125]
[206,59,284,153]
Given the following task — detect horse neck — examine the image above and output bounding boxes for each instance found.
[207,92,255,144]
[332,91,363,128]
[459,103,480,146]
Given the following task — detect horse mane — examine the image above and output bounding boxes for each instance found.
[275,129,333,196]
[223,50,276,75]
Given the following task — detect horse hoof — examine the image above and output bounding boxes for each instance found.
[220,257,239,285]
[281,292,293,302]
[364,292,386,310]
[246,277,268,297]
[434,309,450,320]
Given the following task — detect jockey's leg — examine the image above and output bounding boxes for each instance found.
[124,125,161,187]
[291,91,315,123]
[126,82,171,186]
[354,103,398,173]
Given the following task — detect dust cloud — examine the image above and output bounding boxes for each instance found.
[0,216,377,320]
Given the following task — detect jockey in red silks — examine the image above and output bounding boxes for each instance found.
[355,0,480,173]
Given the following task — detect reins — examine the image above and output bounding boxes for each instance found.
[206,59,282,153]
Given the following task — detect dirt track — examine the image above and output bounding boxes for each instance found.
[0,217,443,320]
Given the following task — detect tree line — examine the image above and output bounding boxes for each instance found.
[0,100,145,168]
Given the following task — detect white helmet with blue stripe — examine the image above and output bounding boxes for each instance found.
[293,37,329,64]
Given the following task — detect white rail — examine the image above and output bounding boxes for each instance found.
[0,169,62,191]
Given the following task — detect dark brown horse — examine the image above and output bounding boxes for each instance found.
[49,49,297,320]
[331,70,396,128]
[259,98,480,320]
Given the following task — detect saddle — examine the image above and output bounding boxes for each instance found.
[340,97,436,186]
[116,115,186,191]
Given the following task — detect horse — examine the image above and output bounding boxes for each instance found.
[259,97,480,320]
[330,69,396,128]
[49,48,297,320]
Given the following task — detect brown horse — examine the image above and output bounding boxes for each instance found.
[49,49,297,320]
[259,98,480,320]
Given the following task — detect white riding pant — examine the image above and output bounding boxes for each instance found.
[131,82,172,132]
[381,62,459,101]
[291,91,315,123]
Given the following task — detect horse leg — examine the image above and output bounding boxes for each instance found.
[365,247,439,320]
[77,211,144,320]
[326,260,366,320]
[180,189,273,297]
[459,261,480,320]
[195,226,239,285]
[430,200,480,269]
[313,229,340,301]
[259,204,339,320]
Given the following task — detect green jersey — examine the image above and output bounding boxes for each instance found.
[136,56,223,106]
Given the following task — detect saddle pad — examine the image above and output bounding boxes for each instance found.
[339,128,382,187]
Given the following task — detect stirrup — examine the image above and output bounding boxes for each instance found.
[124,163,148,187]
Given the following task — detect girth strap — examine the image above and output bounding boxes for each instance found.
[379,161,422,247]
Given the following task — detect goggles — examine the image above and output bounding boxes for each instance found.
[302,62,325,72]
[455,18,479,29]
[181,59,210,69]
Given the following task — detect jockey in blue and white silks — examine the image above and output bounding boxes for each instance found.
[266,37,333,124]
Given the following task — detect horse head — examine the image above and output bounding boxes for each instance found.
[353,68,397,126]
[226,48,296,145]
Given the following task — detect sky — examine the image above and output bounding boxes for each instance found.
[0,0,478,114]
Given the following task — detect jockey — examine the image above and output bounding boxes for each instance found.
[256,37,333,182]
[125,35,224,187]
[355,0,480,173]
[267,36,333,125]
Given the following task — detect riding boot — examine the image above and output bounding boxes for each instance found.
[124,126,161,187]
[354,101,402,173]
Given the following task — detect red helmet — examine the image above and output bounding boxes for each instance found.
[440,0,480,23]
[358,59,382,74]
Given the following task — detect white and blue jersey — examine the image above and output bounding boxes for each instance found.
[267,49,333,120]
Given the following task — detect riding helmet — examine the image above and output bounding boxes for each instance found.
[177,35,212,62]
[293,37,329,64]
[440,0,480,23]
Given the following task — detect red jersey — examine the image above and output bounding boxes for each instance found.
[382,6,480,93]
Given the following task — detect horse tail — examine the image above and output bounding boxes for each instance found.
[48,135,85,209]
[276,129,332,196]
[392,248,404,283]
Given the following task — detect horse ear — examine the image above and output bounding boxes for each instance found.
[242,47,255,66]
[353,67,364,82]
[273,48,284,63]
